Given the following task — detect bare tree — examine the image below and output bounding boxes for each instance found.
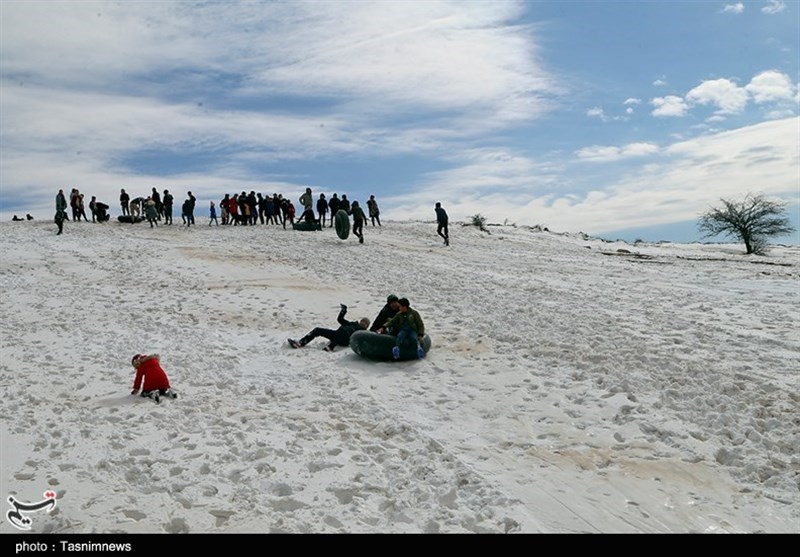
[698,194,795,255]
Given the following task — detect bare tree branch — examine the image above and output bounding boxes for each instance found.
[698,194,795,255]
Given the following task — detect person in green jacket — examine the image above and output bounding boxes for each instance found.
[351,200,367,244]
[299,187,313,212]
[378,297,426,359]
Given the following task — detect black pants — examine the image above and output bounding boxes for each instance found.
[164,206,172,224]
[437,223,449,243]
[301,328,338,348]
[354,220,364,243]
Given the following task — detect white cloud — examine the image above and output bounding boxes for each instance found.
[0,1,563,211]
[392,118,799,236]
[551,118,799,234]
[761,1,786,14]
[0,1,556,122]
[721,3,745,14]
[686,78,749,114]
[576,142,659,162]
[651,96,688,117]
[764,109,797,120]
[653,79,668,87]
[624,98,641,114]
[586,107,607,120]
[745,70,797,103]
[388,148,559,206]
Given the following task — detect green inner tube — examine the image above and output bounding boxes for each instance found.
[349,331,432,362]
[292,221,322,231]
[334,209,350,240]
[117,216,145,223]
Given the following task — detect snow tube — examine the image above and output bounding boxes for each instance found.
[334,209,350,240]
[292,221,322,231]
[118,215,145,223]
[349,331,432,362]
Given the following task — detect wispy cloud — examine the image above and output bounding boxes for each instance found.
[652,78,668,87]
[575,143,659,162]
[721,3,745,14]
[0,1,560,212]
[393,117,798,235]
[586,107,608,121]
[623,98,641,115]
[761,1,786,14]
[549,118,798,234]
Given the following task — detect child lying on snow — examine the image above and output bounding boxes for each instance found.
[130,354,178,403]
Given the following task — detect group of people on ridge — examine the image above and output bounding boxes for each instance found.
[120,187,187,227]
[54,187,449,248]
[288,294,426,360]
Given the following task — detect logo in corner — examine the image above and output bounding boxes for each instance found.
[6,491,57,531]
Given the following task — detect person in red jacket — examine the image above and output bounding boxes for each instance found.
[130,354,178,403]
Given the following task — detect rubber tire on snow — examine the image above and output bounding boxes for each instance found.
[334,209,350,240]
[349,331,432,362]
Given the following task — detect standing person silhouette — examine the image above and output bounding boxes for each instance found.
[435,202,449,246]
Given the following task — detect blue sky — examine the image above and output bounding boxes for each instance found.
[1,0,798,243]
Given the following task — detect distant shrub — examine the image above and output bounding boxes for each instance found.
[469,213,488,232]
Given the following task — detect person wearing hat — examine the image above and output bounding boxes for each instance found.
[369,294,400,333]
[130,353,178,403]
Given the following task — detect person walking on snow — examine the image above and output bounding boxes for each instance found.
[209,201,219,225]
[435,201,449,246]
[351,200,367,244]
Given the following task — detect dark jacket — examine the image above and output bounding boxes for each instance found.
[384,308,425,336]
[369,303,398,332]
[334,309,366,346]
[351,205,366,224]
[436,207,448,225]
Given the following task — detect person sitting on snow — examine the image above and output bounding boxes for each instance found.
[288,305,369,352]
[130,353,178,403]
[377,297,426,360]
